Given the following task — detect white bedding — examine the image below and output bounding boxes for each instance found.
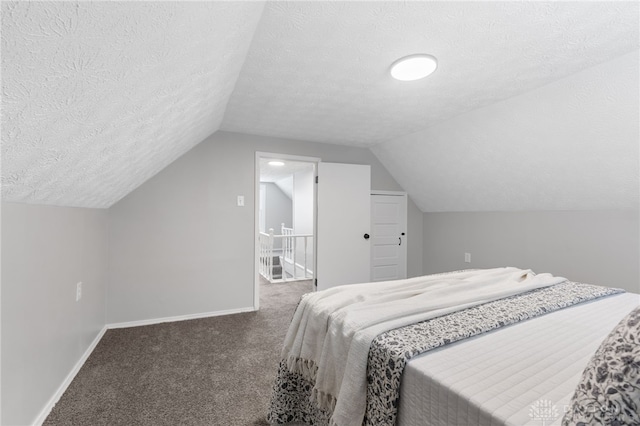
[281,268,565,426]
[397,292,640,426]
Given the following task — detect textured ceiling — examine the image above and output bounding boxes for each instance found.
[2,1,264,208]
[259,158,314,183]
[372,51,640,212]
[221,1,639,147]
[2,1,639,211]
[260,159,315,199]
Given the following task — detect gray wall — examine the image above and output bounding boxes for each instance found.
[406,198,423,280]
[264,182,292,249]
[1,202,108,426]
[293,169,314,236]
[423,210,639,293]
[293,168,315,272]
[108,131,423,324]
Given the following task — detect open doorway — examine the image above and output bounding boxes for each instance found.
[254,152,319,309]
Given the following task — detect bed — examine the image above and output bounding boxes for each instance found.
[267,268,640,426]
[397,291,639,425]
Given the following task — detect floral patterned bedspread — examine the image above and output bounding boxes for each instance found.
[267,281,623,426]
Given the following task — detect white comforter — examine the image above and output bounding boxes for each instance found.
[281,267,566,426]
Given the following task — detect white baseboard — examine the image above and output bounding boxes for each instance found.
[295,262,314,277]
[106,306,256,329]
[33,325,108,426]
[282,257,314,278]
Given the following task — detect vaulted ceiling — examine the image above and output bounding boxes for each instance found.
[2,1,639,210]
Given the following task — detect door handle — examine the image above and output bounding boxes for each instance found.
[364,233,370,240]
[398,237,401,246]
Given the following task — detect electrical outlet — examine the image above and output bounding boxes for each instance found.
[76,282,82,302]
[464,253,471,263]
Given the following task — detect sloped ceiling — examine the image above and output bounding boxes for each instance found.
[2,1,639,211]
[2,1,265,208]
[222,1,639,147]
[372,51,640,212]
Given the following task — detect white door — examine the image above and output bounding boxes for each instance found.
[370,193,407,281]
[316,162,371,290]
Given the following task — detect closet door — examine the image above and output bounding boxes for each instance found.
[370,193,407,281]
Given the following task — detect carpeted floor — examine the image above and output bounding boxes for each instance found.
[44,279,313,426]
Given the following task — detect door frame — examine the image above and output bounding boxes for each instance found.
[254,152,320,310]
[370,190,408,281]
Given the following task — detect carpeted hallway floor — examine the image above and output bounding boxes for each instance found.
[44,279,313,426]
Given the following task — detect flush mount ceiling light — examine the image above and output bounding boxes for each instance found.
[268,161,285,166]
[390,54,438,81]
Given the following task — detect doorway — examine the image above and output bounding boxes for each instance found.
[254,152,319,309]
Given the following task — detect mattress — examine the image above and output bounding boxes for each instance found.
[397,292,640,426]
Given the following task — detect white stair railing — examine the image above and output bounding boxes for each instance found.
[281,223,312,282]
[259,225,313,283]
[259,229,275,281]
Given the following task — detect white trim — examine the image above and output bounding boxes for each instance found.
[370,190,407,196]
[33,305,257,425]
[254,151,320,310]
[255,151,322,164]
[107,306,255,329]
[370,193,408,281]
[255,153,261,310]
[33,325,109,426]
[282,257,314,278]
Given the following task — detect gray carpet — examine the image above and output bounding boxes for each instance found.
[44,279,313,426]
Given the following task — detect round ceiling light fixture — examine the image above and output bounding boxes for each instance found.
[268,160,285,166]
[390,54,438,81]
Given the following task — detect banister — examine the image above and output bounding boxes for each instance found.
[259,230,314,283]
